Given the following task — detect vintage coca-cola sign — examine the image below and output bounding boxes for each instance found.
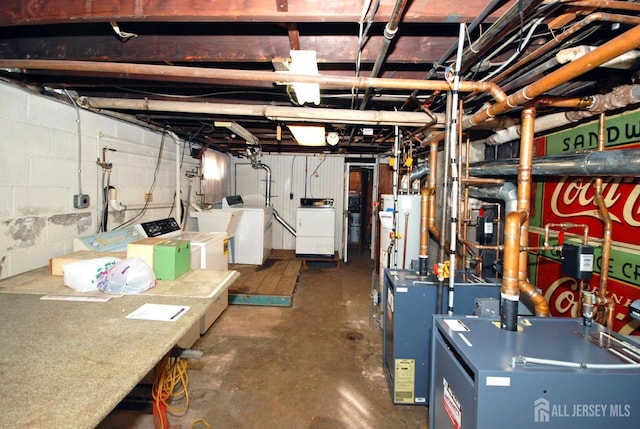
[544,176,640,245]
[535,254,640,335]
[529,108,640,334]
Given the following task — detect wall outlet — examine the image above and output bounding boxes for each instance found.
[73,194,90,209]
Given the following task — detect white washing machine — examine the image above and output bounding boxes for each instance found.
[136,218,229,271]
[233,206,273,265]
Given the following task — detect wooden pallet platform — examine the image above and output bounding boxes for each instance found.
[270,249,341,270]
[228,258,302,306]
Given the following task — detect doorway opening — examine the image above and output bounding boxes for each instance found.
[344,161,377,264]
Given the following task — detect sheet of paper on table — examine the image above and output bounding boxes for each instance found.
[126,303,190,322]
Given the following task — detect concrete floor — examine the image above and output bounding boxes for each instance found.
[99,248,429,429]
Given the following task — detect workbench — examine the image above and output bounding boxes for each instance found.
[0,267,239,428]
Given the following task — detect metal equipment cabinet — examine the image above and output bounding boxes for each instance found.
[430,315,640,429]
[382,269,501,404]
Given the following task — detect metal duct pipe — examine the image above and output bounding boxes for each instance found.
[273,208,297,237]
[468,181,518,214]
[0,59,507,105]
[77,97,444,127]
[257,163,272,207]
[468,148,640,177]
[409,163,430,182]
[359,0,409,110]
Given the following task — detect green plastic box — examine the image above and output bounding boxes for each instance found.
[153,239,190,280]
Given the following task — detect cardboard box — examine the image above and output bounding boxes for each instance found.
[127,238,169,269]
[50,250,126,276]
[153,239,190,280]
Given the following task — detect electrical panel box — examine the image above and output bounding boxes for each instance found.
[476,217,495,243]
[382,269,502,405]
[430,316,640,429]
[153,239,190,280]
[561,243,594,280]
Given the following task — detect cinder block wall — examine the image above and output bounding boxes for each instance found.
[0,81,200,278]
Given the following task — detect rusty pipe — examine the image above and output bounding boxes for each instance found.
[359,0,409,110]
[0,58,507,103]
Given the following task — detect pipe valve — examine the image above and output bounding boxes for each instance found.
[582,291,596,327]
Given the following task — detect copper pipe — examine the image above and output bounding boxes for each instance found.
[484,25,640,125]
[522,245,563,252]
[424,24,640,146]
[0,58,507,103]
[420,187,429,258]
[491,13,640,85]
[460,177,505,185]
[502,211,527,299]
[501,104,551,330]
[462,239,504,252]
[402,211,410,269]
[426,140,447,248]
[559,1,640,12]
[543,223,590,246]
[594,113,613,329]
[517,105,549,317]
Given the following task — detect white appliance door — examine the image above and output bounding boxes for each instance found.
[296,208,335,236]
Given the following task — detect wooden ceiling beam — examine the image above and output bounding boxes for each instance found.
[0,34,457,64]
[0,0,512,26]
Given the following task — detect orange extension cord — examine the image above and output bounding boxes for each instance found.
[151,356,211,429]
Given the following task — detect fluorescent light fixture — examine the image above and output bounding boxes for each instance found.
[288,125,326,146]
[214,121,259,145]
[288,50,320,105]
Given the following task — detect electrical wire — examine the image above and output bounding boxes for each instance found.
[151,355,211,429]
[114,129,167,229]
[308,155,327,198]
[351,0,380,109]
[479,17,545,82]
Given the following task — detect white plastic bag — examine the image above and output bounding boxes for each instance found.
[62,257,120,292]
[100,257,156,295]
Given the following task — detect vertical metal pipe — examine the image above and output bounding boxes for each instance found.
[419,186,429,276]
[594,113,613,329]
[359,0,409,110]
[446,23,465,316]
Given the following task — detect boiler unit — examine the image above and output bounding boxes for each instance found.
[295,198,335,256]
[382,269,502,405]
[430,315,640,429]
